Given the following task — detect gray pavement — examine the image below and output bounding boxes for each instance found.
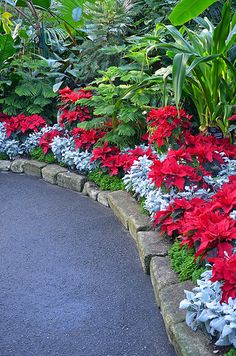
[0,172,175,356]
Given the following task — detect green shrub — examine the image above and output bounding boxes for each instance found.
[169,241,206,283]
[88,170,124,191]
[139,196,150,216]
[0,152,8,160]
[30,147,57,164]
[225,349,236,356]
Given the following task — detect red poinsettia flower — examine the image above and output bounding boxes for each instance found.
[39,129,63,154]
[0,112,9,123]
[209,254,236,302]
[91,142,120,162]
[210,178,236,213]
[4,114,46,137]
[228,114,236,121]
[72,128,106,151]
[59,87,92,104]
[147,106,192,149]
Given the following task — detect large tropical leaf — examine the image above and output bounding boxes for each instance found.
[172,53,189,109]
[55,0,92,30]
[169,0,218,26]
[212,0,231,54]
[16,0,51,9]
[0,33,15,66]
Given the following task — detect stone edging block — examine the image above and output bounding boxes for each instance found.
[24,160,47,177]
[136,231,170,274]
[0,160,11,171]
[150,256,179,306]
[159,281,195,333]
[82,181,100,200]
[169,322,214,356]
[57,171,87,192]
[10,159,29,173]
[108,191,143,229]
[41,164,67,185]
[128,213,151,242]
[97,191,110,207]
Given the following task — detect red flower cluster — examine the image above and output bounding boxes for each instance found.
[4,114,46,137]
[59,87,92,104]
[91,143,155,176]
[72,128,106,151]
[209,254,236,302]
[39,130,63,154]
[184,132,236,162]
[0,112,9,122]
[147,106,192,150]
[58,87,92,129]
[59,108,91,127]
[149,156,202,190]
[154,177,236,260]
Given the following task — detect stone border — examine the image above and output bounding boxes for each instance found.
[0,159,215,356]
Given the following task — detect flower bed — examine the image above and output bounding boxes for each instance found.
[0,87,235,349]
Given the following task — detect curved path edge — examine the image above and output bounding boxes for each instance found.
[0,159,215,356]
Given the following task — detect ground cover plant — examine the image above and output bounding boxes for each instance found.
[0,0,236,351]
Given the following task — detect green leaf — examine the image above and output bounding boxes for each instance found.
[16,0,51,9]
[172,53,189,109]
[212,0,231,54]
[0,34,15,65]
[169,0,218,26]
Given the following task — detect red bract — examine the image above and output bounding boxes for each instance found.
[210,179,236,213]
[189,211,236,258]
[147,106,191,150]
[72,128,106,151]
[149,156,200,190]
[39,130,62,154]
[184,132,236,160]
[20,114,46,134]
[0,112,9,122]
[228,114,236,121]
[154,197,206,237]
[122,146,156,172]
[91,143,156,176]
[59,107,91,126]
[4,114,46,137]
[91,142,120,162]
[58,87,92,129]
[59,87,92,104]
[209,254,236,302]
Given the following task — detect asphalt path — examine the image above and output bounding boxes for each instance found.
[0,172,175,356]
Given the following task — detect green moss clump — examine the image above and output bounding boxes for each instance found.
[30,147,57,163]
[169,241,206,282]
[139,196,150,216]
[88,170,125,191]
[225,349,236,356]
[0,152,8,160]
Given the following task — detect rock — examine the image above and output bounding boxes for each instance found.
[11,159,29,173]
[107,191,141,229]
[169,322,214,356]
[136,231,170,274]
[41,164,67,185]
[82,181,100,200]
[24,160,47,177]
[0,160,11,171]
[150,256,179,306]
[57,171,87,192]
[127,213,151,242]
[159,281,195,332]
[97,191,110,207]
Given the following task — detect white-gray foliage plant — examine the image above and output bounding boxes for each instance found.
[180,270,236,347]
